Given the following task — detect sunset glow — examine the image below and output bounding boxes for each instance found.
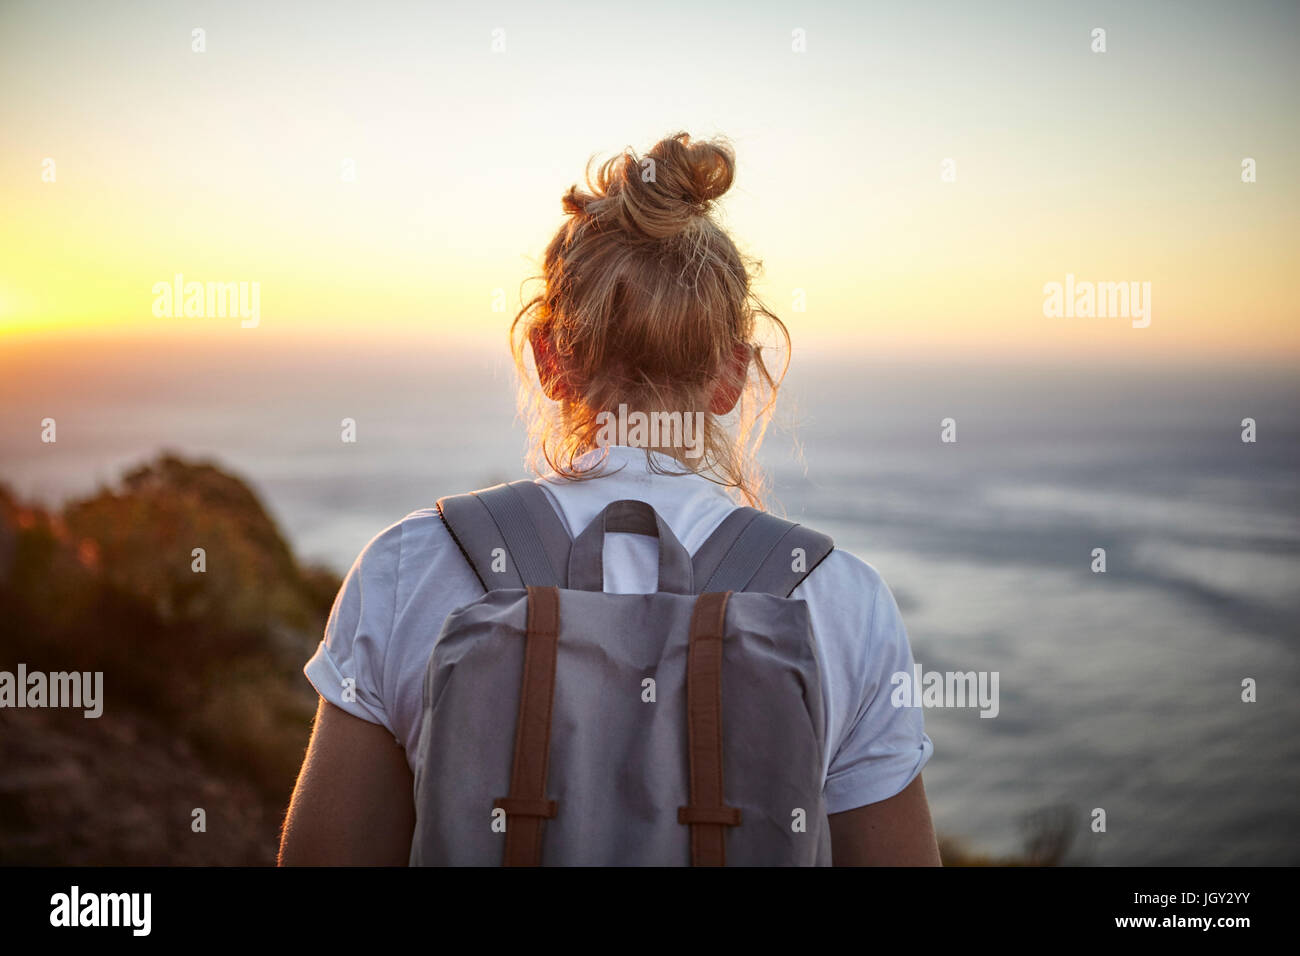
[2,0,1297,364]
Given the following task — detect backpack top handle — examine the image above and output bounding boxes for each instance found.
[567,499,694,594]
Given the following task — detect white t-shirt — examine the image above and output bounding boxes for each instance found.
[305,445,933,815]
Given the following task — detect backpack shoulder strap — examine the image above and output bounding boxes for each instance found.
[692,506,834,598]
[436,480,573,590]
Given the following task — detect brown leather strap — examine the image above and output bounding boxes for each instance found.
[493,585,561,866]
[677,590,742,865]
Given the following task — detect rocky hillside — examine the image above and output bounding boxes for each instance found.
[0,454,338,864]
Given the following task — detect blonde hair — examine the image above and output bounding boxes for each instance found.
[510,132,790,507]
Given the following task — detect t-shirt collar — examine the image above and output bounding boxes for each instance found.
[542,444,726,493]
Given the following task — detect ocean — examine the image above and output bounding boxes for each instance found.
[2,344,1297,864]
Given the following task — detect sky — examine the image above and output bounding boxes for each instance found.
[1,0,1298,365]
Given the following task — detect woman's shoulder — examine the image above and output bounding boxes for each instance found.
[346,506,445,563]
[812,546,890,591]
[339,505,468,600]
[793,544,902,634]
[345,500,897,611]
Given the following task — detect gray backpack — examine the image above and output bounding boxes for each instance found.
[409,480,835,866]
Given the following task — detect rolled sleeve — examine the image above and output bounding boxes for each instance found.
[822,566,934,815]
[303,521,403,733]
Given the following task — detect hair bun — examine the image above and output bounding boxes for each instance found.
[570,132,736,241]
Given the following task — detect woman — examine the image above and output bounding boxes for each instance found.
[278,132,940,866]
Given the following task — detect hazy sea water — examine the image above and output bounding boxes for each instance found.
[2,346,1297,865]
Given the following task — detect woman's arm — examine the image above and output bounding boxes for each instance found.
[828,774,942,866]
[278,697,415,866]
